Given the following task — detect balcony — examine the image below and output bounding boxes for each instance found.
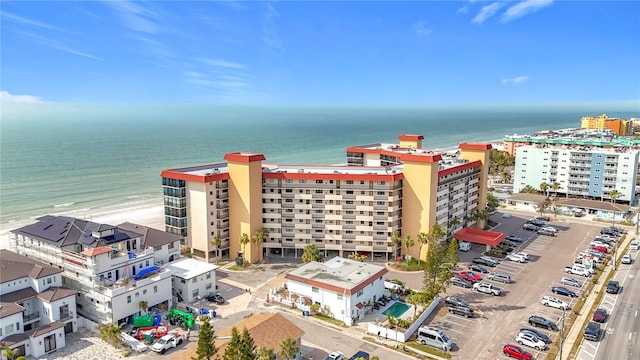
[23,311,40,324]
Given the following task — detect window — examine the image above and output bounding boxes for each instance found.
[192,278,197,283]
[205,283,212,290]
[337,293,343,300]
[168,242,175,249]
[127,295,131,304]
[47,277,52,284]
[154,286,158,293]
[312,287,319,293]
[192,289,199,299]
[206,272,211,279]
[135,292,139,297]
[357,290,364,297]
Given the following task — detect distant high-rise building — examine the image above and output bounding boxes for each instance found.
[513,144,638,202]
[161,135,491,263]
[581,113,632,136]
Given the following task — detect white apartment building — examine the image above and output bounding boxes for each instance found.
[0,250,77,358]
[285,256,387,326]
[514,144,639,202]
[9,216,179,326]
[166,258,219,303]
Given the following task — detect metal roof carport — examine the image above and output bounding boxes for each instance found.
[454,228,506,252]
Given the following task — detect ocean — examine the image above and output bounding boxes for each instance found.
[1,103,638,225]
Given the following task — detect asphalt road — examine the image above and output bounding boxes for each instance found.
[577,249,640,360]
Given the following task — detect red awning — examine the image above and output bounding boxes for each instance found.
[454,228,505,247]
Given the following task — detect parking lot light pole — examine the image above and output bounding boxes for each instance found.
[559,308,566,360]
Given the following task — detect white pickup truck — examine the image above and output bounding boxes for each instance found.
[473,282,502,296]
[564,265,591,277]
[151,333,184,354]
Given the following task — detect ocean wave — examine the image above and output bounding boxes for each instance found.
[53,202,75,208]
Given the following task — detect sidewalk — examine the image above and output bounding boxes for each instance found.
[557,230,637,359]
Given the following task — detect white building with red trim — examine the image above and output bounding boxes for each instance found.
[284,256,387,326]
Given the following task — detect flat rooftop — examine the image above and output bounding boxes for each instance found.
[286,256,387,294]
[166,258,219,279]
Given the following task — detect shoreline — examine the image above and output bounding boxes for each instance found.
[0,197,165,250]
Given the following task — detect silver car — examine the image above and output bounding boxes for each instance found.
[561,277,582,288]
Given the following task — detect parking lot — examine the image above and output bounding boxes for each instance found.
[427,211,609,360]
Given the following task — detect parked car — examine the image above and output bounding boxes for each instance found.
[448,305,475,318]
[502,344,533,360]
[515,331,547,351]
[621,254,632,264]
[552,286,577,298]
[528,219,546,226]
[528,315,558,331]
[514,252,530,260]
[591,245,608,253]
[506,253,526,263]
[561,277,583,288]
[506,235,524,243]
[348,352,369,360]
[444,296,468,308]
[325,351,345,360]
[536,215,551,221]
[590,241,611,249]
[459,241,472,252]
[606,280,620,294]
[630,241,639,250]
[473,282,502,296]
[502,213,512,219]
[468,264,489,273]
[472,257,496,267]
[538,228,556,236]
[487,272,512,283]
[206,294,225,304]
[523,223,539,231]
[592,308,607,323]
[541,295,569,310]
[519,328,551,344]
[480,256,501,266]
[456,271,483,283]
[450,276,473,288]
[584,322,601,341]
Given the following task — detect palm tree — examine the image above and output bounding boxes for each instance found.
[540,182,549,196]
[551,181,560,196]
[609,189,620,204]
[251,227,269,246]
[402,235,414,258]
[278,337,299,360]
[239,233,250,264]
[256,347,275,360]
[210,235,221,257]
[390,230,402,254]
[2,346,26,360]
[501,171,511,184]
[416,232,429,262]
[449,217,460,231]
[301,244,322,263]
[474,209,490,229]
[138,300,149,315]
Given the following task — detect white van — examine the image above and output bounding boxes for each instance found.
[487,272,511,283]
[416,326,453,351]
[459,241,471,252]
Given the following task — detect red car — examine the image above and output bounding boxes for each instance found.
[593,308,607,323]
[457,271,483,283]
[503,344,533,360]
[590,245,608,253]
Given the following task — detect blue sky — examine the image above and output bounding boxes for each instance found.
[1,1,639,105]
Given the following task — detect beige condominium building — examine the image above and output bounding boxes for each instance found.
[161,134,491,264]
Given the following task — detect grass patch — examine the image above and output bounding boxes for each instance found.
[228,264,253,271]
[362,336,446,360]
[313,313,344,327]
[405,340,452,359]
[215,260,230,266]
[392,259,427,271]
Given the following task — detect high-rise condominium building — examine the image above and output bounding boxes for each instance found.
[513,144,639,202]
[161,135,491,264]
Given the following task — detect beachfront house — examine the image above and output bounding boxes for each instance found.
[165,258,219,303]
[0,250,77,358]
[9,216,175,326]
[161,134,491,264]
[285,256,387,326]
[117,222,182,266]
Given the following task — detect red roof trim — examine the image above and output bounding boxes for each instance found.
[454,228,505,246]
[398,134,424,141]
[438,160,482,177]
[224,152,266,163]
[161,170,229,183]
[400,153,442,163]
[459,143,492,151]
[262,172,404,182]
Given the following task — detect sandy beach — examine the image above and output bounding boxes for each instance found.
[0,198,166,250]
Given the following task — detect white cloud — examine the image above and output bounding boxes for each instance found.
[412,21,433,37]
[457,6,469,15]
[502,0,554,23]
[200,58,246,70]
[104,0,161,34]
[502,75,529,85]
[11,29,103,60]
[1,11,64,31]
[472,2,505,24]
[0,91,44,103]
[262,3,284,53]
